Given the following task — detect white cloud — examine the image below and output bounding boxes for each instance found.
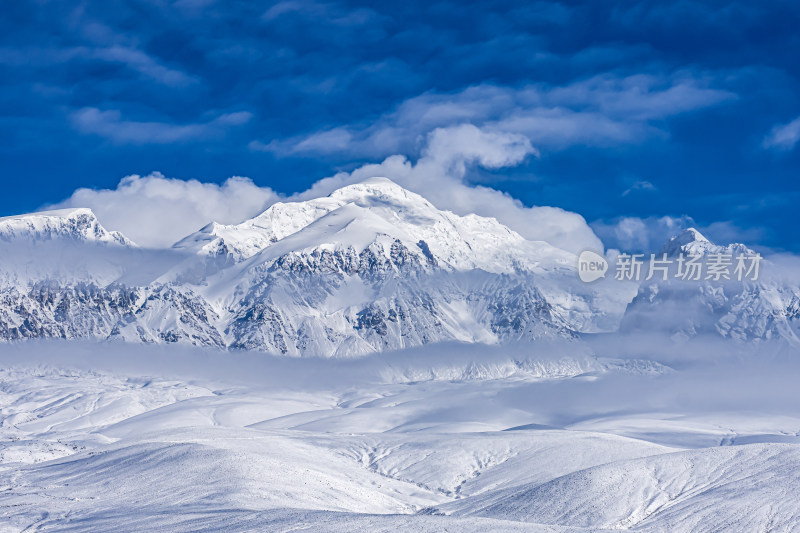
[261,0,379,26]
[50,173,279,248]
[0,45,195,87]
[70,108,252,145]
[259,72,736,159]
[50,124,600,253]
[701,221,766,250]
[295,124,602,254]
[56,121,770,258]
[591,215,692,253]
[622,180,657,197]
[250,128,353,154]
[422,124,536,172]
[763,116,800,151]
[93,45,196,87]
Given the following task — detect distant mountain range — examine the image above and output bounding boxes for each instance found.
[0,178,795,354]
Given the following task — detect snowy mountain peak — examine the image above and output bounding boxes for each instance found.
[176,177,576,274]
[677,227,709,244]
[624,228,782,344]
[659,227,751,257]
[0,180,667,355]
[0,207,136,247]
[252,202,420,261]
[659,227,708,254]
[327,177,435,210]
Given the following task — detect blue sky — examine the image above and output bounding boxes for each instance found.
[1,1,799,251]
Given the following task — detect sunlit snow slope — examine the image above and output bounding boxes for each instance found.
[1,341,799,532]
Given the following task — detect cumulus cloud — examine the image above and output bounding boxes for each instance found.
[50,173,279,248]
[70,108,253,145]
[259,72,736,159]
[57,118,782,257]
[422,124,536,172]
[50,124,600,252]
[51,121,773,257]
[763,116,800,151]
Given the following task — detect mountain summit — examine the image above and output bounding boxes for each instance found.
[175,178,574,275]
[659,227,752,257]
[625,231,799,345]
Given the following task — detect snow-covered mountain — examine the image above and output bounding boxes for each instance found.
[4,183,792,354]
[4,188,800,532]
[175,177,574,274]
[621,228,800,344]
[0,178,617,355]
[0,207,135,246]
[0,208,145,289]
[659,227,753,258]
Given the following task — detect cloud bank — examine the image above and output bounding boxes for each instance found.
[52,173,279,248]
[295,124,602,254]
[50,116,771,256]
[591,215,764,253]
[259,73,737,160]
[3,1,799,251]
[52,125,601,254]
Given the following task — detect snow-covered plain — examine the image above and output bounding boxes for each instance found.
[2,339,799,532]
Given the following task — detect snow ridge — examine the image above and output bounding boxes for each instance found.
[0,208,135,247]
